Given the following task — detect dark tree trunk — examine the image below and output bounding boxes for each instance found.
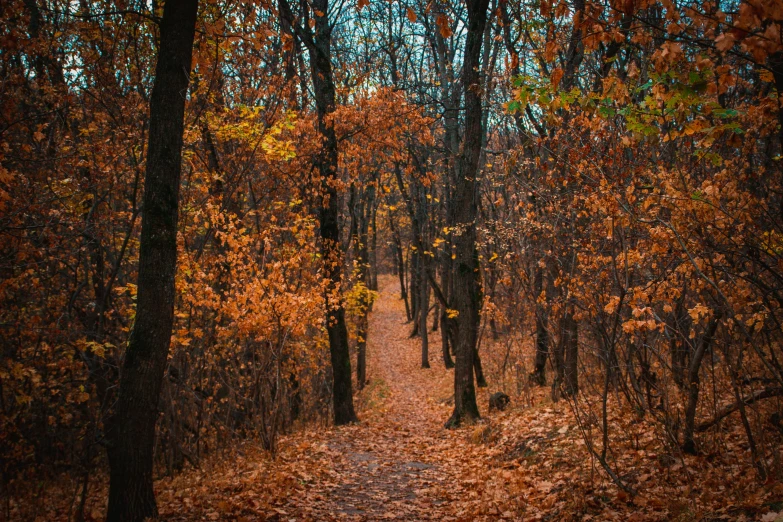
[563,307,579,396]
[440,264,454,370]
[473,344,488,388]
[312,7,358,426]
[683,314,721,454]
[391,222,411,320]
[420,265,430,368]
[105,1,198,520]
[279,0,357,424]
[356,314,367,389]
[669,284,690,389]
[548,0,585,404]
[369,198,379,293]
[410,248,420,334]
[552,331,566,402]
[445,0,490,428]
[355,189,371,390]
[530,265,549,386]
[417,183,430,366]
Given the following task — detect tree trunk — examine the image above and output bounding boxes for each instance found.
[355,188,371,390]
[390,219,411,320]
[473,344,488,388]
[410,248,420,334]
[420,265,430,368]
[445,0,490,428]
[369,198,379,292]
[278,0,358,424]
[356,311,368,389]
[106,1,198,520]
[440,266,455,369]
[683,313,721,454]
[563,307,579,397]
[530,264,549,386]
[311,9,358,425]
[669,284,690,389]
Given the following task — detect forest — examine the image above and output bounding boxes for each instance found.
[1,0,783,519]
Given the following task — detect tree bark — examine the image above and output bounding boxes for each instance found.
[683,313,721,454]
[106,1,199,520]
[420,264,430,368]
[392,224,411,320]
[278,0,358,424]
[355,188,371,390]
[445,0,490,428]
[563,307,579,396]
[312,7,358,425]
[440,269,455,369]
[530,264,549,386]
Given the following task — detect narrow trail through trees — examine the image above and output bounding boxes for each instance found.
[157,275,500,521]
[273,276,477,520]
[144,275,781,522]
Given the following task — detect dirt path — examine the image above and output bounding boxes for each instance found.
[157,277,501,522]
[275,277,471,520]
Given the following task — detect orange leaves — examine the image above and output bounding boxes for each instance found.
[543,39,558,62]
[714,32,735,52]
[550,67,564,88]
[406,7,417,23]
[435,15,452,38]
[540,0,552,17]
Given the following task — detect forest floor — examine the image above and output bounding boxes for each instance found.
[27,277,783,521]
[151,277,782,521]
[156,276,500,521]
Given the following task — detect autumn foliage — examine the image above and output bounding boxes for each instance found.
[1,0,783,519]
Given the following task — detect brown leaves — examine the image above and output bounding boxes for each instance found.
[550,67,564,88]
[436,15,452,38]
[715,32,736,52]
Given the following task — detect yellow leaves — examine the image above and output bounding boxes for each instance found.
[82,340,113,358]
[761,230,783,256]
[446,308,459,319]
